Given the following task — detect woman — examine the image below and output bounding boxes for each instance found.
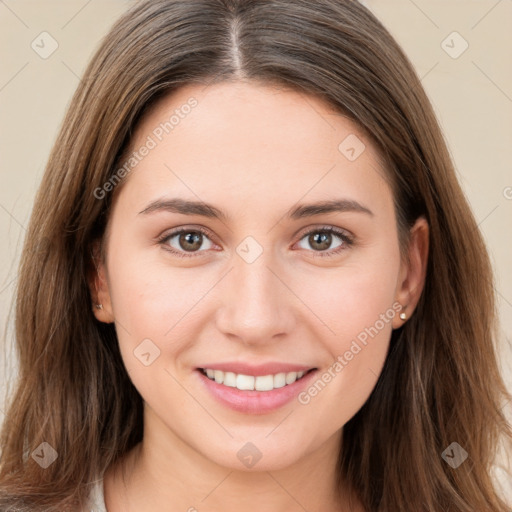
[0,0,510,511]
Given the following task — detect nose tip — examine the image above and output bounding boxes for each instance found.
[214,257,295,346]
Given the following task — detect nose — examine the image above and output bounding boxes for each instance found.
[214,249,296,346]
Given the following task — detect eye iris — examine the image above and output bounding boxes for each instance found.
[310,232,332,251]
[180,232,202,251]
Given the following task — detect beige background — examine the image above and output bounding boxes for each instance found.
[1,0,511,500]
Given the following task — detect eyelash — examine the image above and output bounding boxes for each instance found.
[157,225,354,259]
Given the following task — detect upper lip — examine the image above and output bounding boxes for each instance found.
[197,362,316,377]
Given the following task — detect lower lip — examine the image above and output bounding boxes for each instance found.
[196,369,318,414]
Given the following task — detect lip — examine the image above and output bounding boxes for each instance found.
[196,362,314,377]
[195,366,318,415]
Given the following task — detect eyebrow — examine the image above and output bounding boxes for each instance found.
[138,197,374,220]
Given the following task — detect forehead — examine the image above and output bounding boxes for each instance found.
[114,81,391,217]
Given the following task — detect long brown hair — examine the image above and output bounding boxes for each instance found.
[1,0,510,510]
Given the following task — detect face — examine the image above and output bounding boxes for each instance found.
[92,81,426,472]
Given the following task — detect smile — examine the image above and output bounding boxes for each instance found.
[200,368,313,391]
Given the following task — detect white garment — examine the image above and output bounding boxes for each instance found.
[85,477,107,512]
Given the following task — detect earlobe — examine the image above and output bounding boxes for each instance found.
[392,217,429,329]
[88,241,115,323]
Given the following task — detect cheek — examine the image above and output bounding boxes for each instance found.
[293,245,400,418]
[105,258,215,416]
[298,242,401,348]
[105,243,216,372]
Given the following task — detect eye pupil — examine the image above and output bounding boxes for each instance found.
[310,232,332,251]
[180,232,202,251]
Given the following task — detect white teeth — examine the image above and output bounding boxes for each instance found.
[255,375,274,391]
[202,368,309,391]
[236,374,255,390]
[223,372,237,387]
[285,372,297,385]
[273,372,286,389]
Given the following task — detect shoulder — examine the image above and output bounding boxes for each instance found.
[84,477,107,512]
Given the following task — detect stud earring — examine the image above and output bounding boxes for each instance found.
[95,303,103,310]
[399,311,407,321]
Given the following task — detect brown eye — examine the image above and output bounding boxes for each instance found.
[160,228,215,256]
[308,232,334,251]
[295,226,354,258]
[178,232,203,252]
[298,229,345,252]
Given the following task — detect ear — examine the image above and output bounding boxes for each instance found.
[88,240,115,323]
[392,217,429,329]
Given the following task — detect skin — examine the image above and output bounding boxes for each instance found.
[90,81,429,512]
